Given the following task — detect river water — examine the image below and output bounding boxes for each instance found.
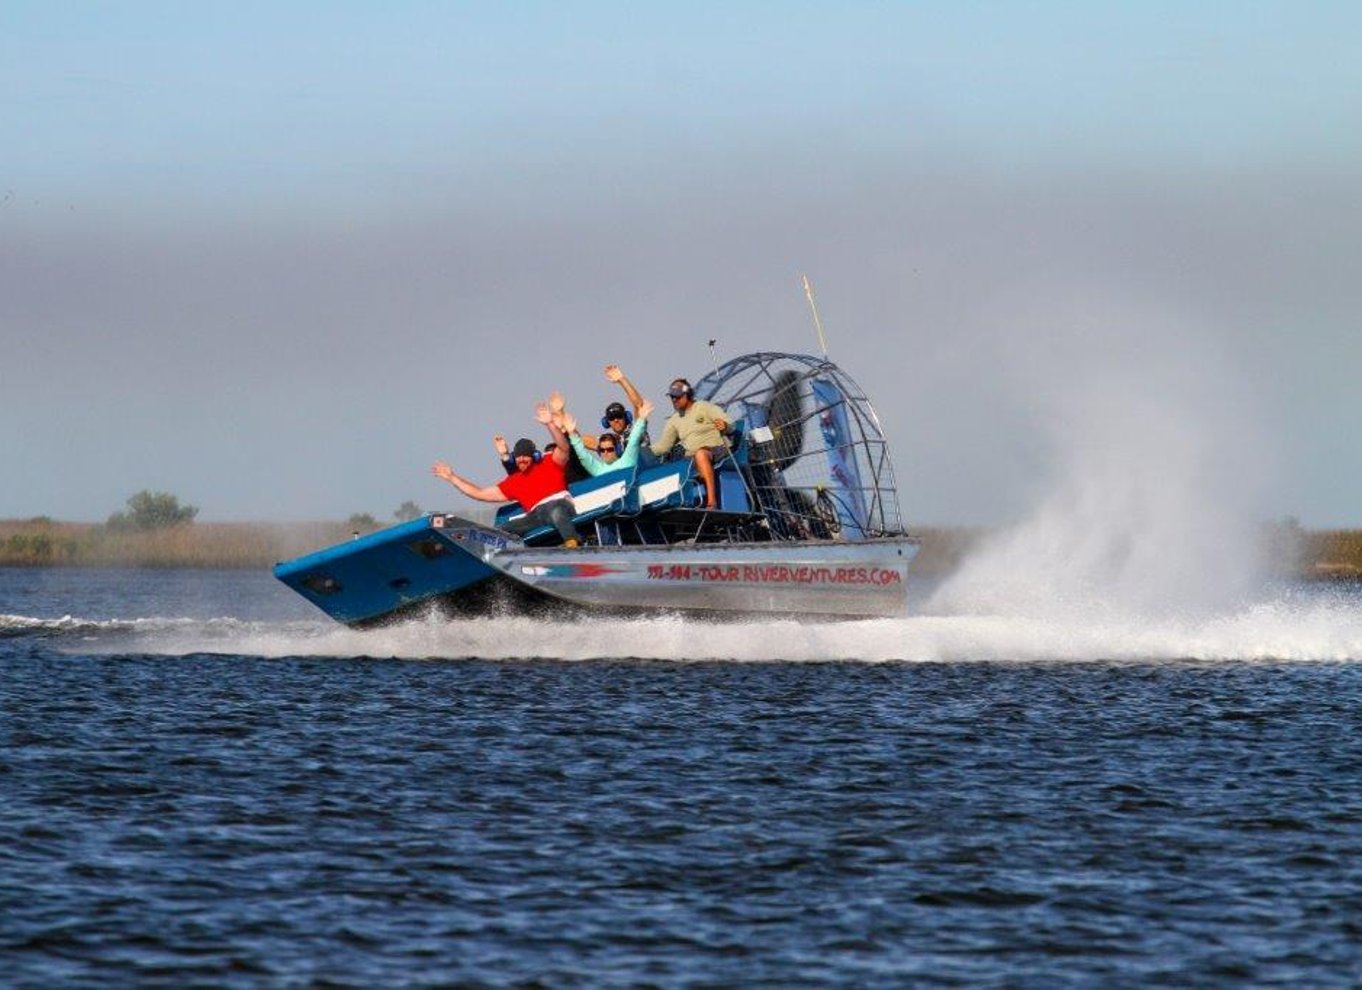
[3,566,1362,986]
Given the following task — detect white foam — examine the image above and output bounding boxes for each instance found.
[12,592,1359,664]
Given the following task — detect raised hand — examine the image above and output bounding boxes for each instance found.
[534,403,552,425]
[638,398,654,419]
[561,411,578,435]
[432,461,455,481]
[493,435,509,456]
[603,364,623,383]
[548,391,566,413]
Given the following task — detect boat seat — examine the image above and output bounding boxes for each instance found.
[494,468,635,546]
[627,460,700,513]
[626,449,751,516]
[493,422,753,545]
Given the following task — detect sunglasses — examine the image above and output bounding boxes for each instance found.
[599,445,617,454]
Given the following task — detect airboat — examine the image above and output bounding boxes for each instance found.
[274,352,919,624]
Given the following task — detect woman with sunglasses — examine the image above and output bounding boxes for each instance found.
[561,399,654,477]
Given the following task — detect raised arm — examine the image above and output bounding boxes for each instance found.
[622,399,653,462]
[536,403,570,467]
[493,434,515,475]
[604,364,645,416]
[432,461,507,502]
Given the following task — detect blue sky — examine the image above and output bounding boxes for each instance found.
[3,2,1359,525]
[9,2,1359,205]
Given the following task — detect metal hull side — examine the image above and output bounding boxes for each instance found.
[272,515,505,625]
[274,514,919,623]
[487,538,919,618]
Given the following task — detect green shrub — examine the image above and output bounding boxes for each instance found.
[107,491,198,531]
[347,512,379,533]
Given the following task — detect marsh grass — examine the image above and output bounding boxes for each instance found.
[1303,529,1362,579]
[0,520,355,568]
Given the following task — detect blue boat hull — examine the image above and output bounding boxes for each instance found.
[274,514,918,626]
[273,516,507,625]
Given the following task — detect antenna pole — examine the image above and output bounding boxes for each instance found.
[801,274,829,357]
[707,338,720,374]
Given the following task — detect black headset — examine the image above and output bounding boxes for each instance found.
[600,408,635,430]
[506,445,543,464]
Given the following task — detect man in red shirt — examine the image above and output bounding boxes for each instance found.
[432,403,581,547]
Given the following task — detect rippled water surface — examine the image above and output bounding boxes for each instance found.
[4,567,1362,986]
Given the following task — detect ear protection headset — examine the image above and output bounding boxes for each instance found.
[670,380,694,399]
[508,439,544,464]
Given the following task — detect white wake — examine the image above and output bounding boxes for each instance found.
[8,589,1360,664]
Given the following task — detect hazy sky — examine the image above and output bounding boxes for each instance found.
[3,2,1359,526]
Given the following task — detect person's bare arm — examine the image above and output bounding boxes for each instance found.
[536,403,571,467]
[604,364,645,416]
[432,461,506,502]
[558,403,597,449]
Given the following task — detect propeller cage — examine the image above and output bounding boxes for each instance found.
[694,352,906,541]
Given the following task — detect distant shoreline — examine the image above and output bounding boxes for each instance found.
[0,520,357,570]
[1,518,1358,581]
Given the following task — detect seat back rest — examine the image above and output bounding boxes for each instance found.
[488,425,745,529]
[716,470,750,512]
[628,460,701,512]
[492,468,635,543]
[724,419,748,466]
[567,471,631,518]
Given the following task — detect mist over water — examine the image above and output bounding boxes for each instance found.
[930,298,1275,626]
[1,296,1353,669]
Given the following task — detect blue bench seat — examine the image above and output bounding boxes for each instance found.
[492,423,754,544]
[494,469,634,545]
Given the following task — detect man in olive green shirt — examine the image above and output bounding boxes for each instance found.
[651,378,730,510]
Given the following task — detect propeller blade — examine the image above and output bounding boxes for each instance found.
[764,370,806,472]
